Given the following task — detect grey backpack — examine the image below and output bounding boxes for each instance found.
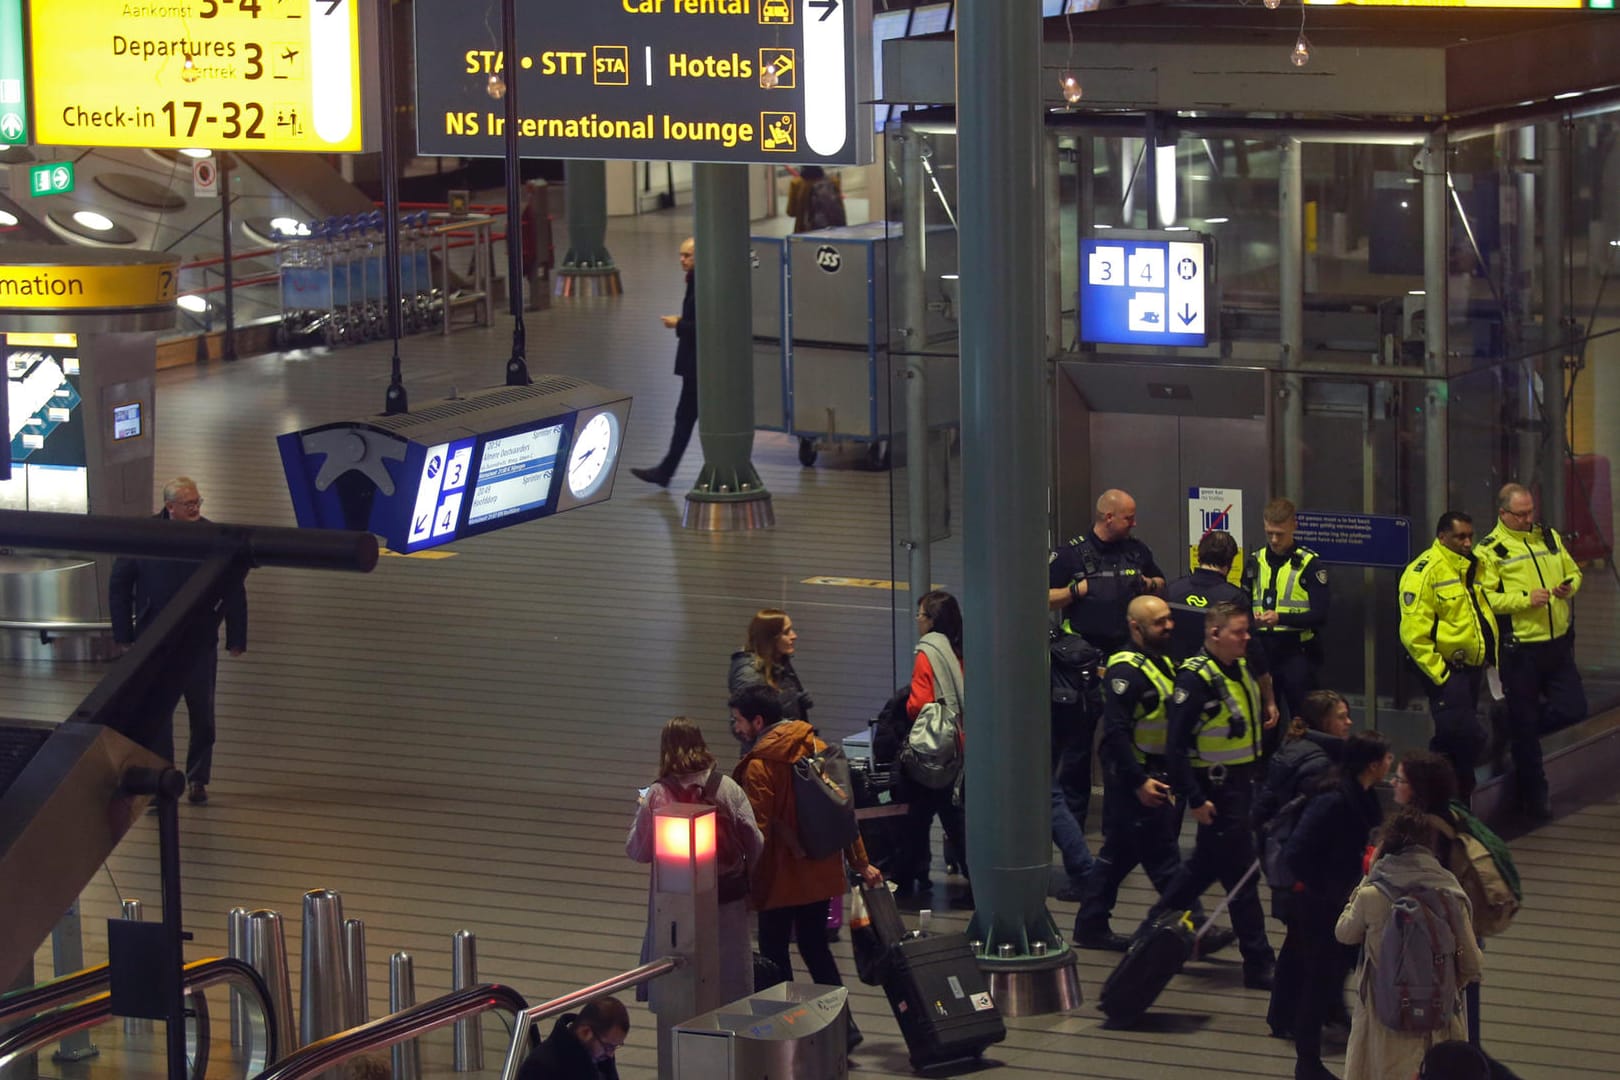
[1368,881,1461,1033]
[899,639,964,790]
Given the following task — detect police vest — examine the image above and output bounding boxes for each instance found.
[1061,534,1149,644]
[1247,546,1320,641]
[1181,654,1262,768]
[1107,648,1175,761]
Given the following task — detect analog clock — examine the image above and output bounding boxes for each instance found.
[565,411,620,499]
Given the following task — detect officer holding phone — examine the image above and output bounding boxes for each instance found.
[1477,482,1587,819]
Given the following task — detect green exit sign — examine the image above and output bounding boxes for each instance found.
[28,162,75,197]
[0,0,26,146]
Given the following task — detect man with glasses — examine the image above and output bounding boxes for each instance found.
[1476,482,1586,820]
[516,995,629,1079]
[109,477,248,805]
[1397,511,1498,801]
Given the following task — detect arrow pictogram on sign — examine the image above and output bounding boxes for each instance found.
[808,0,839,21]
[1178,303,1198,326]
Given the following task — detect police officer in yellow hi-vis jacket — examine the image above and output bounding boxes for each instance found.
[1142,601,1279,990]
[1242,498,1330,753]
[1476,483,1586,819]
[1398,511,1499,800]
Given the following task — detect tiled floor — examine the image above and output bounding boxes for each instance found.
[7,208,1620,1079]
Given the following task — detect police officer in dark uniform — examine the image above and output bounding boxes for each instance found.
[1142,601,1279,989]
[1167,529,1279,714]
[1242,498,1330,753]
[1074,595,1233,957]
[1046,488,1166,899]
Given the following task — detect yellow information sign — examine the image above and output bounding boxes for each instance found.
[1304,0,1582,7]
[29,0,366,152]
[0,261,180,311]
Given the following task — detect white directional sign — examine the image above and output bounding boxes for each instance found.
[1080,233,1214,348]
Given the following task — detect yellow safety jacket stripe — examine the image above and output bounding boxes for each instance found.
[1183,654,1261,767]
[1251,547,1318,638]
[1108,649,1175,761]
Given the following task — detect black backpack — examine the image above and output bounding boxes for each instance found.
[663,770,751,902]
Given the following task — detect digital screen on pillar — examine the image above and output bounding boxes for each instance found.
[468,421,566,528]
[412,0,874,165]
[1078,236,1214,349]
[112,402,143,441]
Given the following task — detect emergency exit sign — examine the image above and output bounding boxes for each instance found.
[0,0,25,146]
[28,162,75,197]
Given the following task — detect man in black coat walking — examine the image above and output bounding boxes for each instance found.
[108,476,247,804]
[632,236,697,487]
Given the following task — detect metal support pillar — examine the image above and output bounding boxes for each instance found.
[377,0,407,413]
[684,163,774,530]
[1279,137,1306,499]
[1422,131,1451,526]
[342,919,368,1025]
[228,907,249,1048]
[900,129,932,674]
[1541,120,1568,524]
[957,0,1079,1015]
[389,954,420,1080]
[1516,126,1540,483]
[219,155,237,363]
[49,902,96,1061]
[1044,131,1064,360]
[556,161,622,296]
[299,890,349,1049]
[451,931,482,1071]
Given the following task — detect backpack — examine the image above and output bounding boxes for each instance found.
[1259,793,1308,891]
[663,769,751,903]
[1437,801,1523,937]
[807,178,846,230]
[899,639,964,790]
[791,740,860,860]
[1368,880,1462,1034]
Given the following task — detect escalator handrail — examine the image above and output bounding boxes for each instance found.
[0,961,113,1025]
[0,956,277,1072]
[251,983,530,1080]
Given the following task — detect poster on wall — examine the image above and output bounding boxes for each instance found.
[1187,485,1244,582]
[2,331,89,512]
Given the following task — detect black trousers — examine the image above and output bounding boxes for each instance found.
[1259,639,1317,757]
[1145,772,1272,972]
[1271,889,1353,1061]
[1426,665,1486,800]
[1050,695,1098,882]
[757,900,842,988]
[896,774,966,889]
[154,647,218,786]
[1075,776,1193,937]
[653,372,698,480]
[1500,636,1586,801]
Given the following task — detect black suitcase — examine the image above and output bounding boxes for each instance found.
[880,933,1006,1071]
[1096,858,1261,1028]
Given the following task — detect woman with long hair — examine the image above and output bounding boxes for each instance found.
[893,590,968,897]
[626,717,763,1003]
[728,608,813,722]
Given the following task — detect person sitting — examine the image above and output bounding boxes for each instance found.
[516,995,629,1080]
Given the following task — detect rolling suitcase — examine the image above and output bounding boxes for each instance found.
[881,932,1006,1071]
[1097,858,1261,1028]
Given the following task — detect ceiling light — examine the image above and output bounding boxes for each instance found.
[180,148,213,159]
[270,216,310,237]
[72,210,115,231]
[1059,72,1083,105]
[1203,217,1229,224]
[1290,35,1311,67]
[1094,224,1113,229]
[177,295,209,313]
[1165,225,1190,231]
[486,73,506,99]
[0,210,18,227]
[1409,290,1426,296]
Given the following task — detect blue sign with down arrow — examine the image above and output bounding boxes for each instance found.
[1078,234,1214,348]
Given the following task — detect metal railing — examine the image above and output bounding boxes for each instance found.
[251,983,529,1080]
[496,957,681,1080]
[0,957,278,1078]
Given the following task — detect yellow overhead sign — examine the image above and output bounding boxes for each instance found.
[0,261,180,311]
[29,0,366,152]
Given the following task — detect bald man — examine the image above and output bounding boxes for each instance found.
[1046,488,1166,899]
[1075,595,1228,954]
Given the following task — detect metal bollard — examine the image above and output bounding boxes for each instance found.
[228,907,249,1048]
[244,909,298,1057]
[50,900,97,1061]
[450,930,482,1071]
[389,953,421,1080]
[300,890,352,1047]
[120,900,153,1037]
[343,919,369,1024]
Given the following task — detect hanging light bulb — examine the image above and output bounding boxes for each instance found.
[1290,34,1311,67]
[761,61,779,89]
[1059,71,1083,105]
[1264,0,1281,10]
[182,53,198,83]
[486,72,507,99]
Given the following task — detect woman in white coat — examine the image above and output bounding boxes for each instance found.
[627,716,764,1004]
[1335,807,1484,1080]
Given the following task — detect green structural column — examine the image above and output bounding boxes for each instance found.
[557,160,622,297]
[683,163,773,531]
[958,0,1079,1012]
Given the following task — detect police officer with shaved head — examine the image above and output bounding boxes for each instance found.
[1046,489,1167,899]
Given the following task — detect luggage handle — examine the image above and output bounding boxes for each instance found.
[1192,857,1262,945]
